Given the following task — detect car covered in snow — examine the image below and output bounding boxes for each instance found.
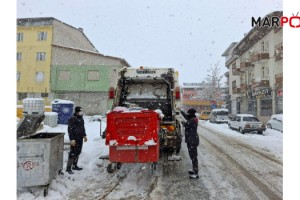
[228,114,266,134]
[267,114,283,132]
[209,108,229,123]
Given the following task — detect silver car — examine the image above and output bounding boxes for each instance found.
[228,114,266,134]
[267,114,283,132]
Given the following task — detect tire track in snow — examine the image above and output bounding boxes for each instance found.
[201,125,282,165]
[199,127,282,200]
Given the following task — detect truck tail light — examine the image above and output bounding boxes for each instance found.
[245,123,251,128]
[161,125,175,132]
[175,87,180,100]
[109,87,115,99]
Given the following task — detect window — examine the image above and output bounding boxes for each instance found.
[36,52,46,61]
[232,80,236,88]
[18,93,27,100]
[38,32,47,41]
[261,66,269,78]
[17,72,20,81]
[17,32,23,42]
[87,70,100,81]
[59,70,71,80]
[17,52,22,61]
[261,41,269,52]
[41,93,48,97]
[35,72,44,82]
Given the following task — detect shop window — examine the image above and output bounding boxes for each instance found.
[260,99,272,116]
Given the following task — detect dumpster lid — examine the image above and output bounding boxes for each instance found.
[17,114,45,138]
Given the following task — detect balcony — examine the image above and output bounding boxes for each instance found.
[275,42,283,61]
[252,79,270,88]
[275,73,283,85]
[240,84,247,92]
[232,87,241,94]
[240,61,251,72]
[250,51,269,62]
[232,68,240,75]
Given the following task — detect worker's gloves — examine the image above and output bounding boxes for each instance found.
[70,140,76,146]
[83,136,88,142]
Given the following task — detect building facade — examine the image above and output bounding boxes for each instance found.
[17,17,130,114]
[222,11,283,123]
[181,82,225,113]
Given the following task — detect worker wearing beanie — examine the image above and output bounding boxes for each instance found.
[180,108,200,179]
[65,106,88,174]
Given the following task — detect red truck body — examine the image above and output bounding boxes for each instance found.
[105,110,160,163]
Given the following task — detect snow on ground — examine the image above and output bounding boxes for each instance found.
[198,120,283,160]
[17,116,109,200]
[17,116,283,199]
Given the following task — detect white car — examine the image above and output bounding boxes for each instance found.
[209,108,230,124]
[267,114,283,132]
[228,114,266,134]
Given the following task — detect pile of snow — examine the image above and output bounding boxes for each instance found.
[17,116,108,199]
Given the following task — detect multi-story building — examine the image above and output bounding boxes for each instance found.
[181,82,225,113]
[222,11,283,123]
[17,17,130,114]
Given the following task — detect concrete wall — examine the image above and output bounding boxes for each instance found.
[51,46,125,89]
[52,20,97,52]
[55,92,111,115]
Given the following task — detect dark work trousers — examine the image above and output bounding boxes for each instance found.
[69,139,83,165]
[187,143,199,174]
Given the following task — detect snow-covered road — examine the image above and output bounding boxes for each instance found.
[198,121,282,200]
[17,117,282,200]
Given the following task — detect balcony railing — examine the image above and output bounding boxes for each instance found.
[232,87,241,94]
[275,73,283,84]
[251,79,270,88]
[240,60,251,72]
[240,83,247,92]
[232,68,240,75]
[275,42,283,61]
[250,51,269,62]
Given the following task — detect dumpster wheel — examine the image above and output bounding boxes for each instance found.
[107,162,122,173]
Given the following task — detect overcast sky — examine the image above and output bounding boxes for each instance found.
[17,0,282,85]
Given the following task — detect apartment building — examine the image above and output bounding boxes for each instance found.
[17,17,130,114]
[222,11,283,123]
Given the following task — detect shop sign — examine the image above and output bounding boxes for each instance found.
[277,89,283,96]
[252,88,271,97]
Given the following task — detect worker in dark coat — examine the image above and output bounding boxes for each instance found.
[180,108,200,179]
[66,106,88,174]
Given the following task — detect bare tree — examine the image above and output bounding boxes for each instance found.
[204,61,224,101]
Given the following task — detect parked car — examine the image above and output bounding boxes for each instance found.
[209,108,229,123]
[267,114,283,132]
[228,114,266,134]
[199,110,211,120]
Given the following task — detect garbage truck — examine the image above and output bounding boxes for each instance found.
[103,66,182,171]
